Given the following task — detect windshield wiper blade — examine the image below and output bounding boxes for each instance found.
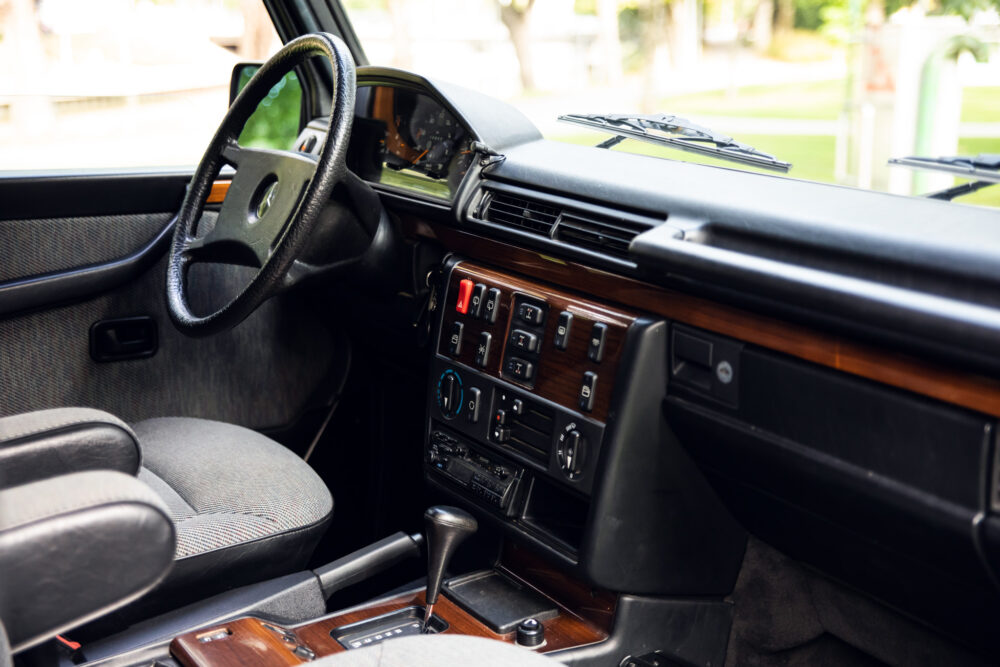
[558,112,792,173]
[889,154,1000,185]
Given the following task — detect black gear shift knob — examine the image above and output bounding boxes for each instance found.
[424,505,478,606]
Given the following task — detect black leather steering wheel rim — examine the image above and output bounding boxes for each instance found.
[167,32,356,337]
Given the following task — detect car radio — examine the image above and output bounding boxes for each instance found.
[426,429,523,513]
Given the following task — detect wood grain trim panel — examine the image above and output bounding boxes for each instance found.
[207,179,231,204]
[405,215,1000,418]
[172,590,608,666]
[172,618,306,667]
[295,590,606,656]
[500,541,617,632]
[439,263,636,421]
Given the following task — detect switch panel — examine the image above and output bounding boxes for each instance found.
[438,262,636,423]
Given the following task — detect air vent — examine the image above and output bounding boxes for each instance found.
[483,191,560,236]
[555,211,646,259]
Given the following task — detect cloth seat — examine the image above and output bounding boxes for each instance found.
[0,407,333,620]
[133,417,333,607]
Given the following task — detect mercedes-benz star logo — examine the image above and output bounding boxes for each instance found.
[255,181,278,221]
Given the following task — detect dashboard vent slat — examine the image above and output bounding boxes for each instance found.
[477,187,657,262]
[483,192,560,236]
[555,211,646,259]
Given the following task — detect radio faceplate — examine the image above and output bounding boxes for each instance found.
[427,429,523,513]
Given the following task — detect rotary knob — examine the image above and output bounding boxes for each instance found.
[436,369,463,419]
[556,427,586,480]
[516,618,545,648]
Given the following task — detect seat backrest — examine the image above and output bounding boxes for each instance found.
[0,470,175,653]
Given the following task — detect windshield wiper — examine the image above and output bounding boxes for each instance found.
[558,112,792,173]
[889,154,1000,201]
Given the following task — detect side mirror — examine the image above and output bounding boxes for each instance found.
[229,62,304,151]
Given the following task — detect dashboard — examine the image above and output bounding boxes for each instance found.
[289,65,1000,658]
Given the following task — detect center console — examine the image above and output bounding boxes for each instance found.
[120,258,744,667]
[426,260,636,558]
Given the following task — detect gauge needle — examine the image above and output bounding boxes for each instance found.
[414,148,430,163]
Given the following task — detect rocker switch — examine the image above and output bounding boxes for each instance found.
[587,323,608,362]
[554,311,573,350]
[475,332,492,367]
[448,321,464,355]
[579,371,598,412]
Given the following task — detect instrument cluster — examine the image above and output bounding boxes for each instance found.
[349,83,475,200]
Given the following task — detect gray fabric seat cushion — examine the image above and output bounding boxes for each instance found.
[133,417,333,602]
[312,635,561,667]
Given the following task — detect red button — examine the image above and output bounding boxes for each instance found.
[455,279,474,314]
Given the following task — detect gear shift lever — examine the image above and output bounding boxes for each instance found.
[423,505,477,630]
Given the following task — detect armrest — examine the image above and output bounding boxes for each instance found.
[0,408,141,489]
[0,471,175,652]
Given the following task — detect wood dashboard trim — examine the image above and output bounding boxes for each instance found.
[207,179,231,204]
[439,262,636,421]
[403,215,1000,418]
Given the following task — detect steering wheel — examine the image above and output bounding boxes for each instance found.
[167,33,356,337]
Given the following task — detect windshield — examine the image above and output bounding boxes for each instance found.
[343,0,999,208]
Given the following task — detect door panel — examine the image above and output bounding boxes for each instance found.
[0,187,339,430]
[0,213,169,283]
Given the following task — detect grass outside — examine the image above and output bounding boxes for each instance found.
[553,132,1000,208]
[655,81,999,124]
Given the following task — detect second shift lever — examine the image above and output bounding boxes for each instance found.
[423,505,478,629]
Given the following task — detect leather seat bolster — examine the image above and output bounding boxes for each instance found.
[0,408,141,489]
[0,471,175,652]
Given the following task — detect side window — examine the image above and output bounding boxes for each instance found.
[1,0,282,171]
[236,67,303,151]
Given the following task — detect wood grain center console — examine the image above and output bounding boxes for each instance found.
[170,260,632,666]
[170,544,615,666]
[426,260,639,557]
